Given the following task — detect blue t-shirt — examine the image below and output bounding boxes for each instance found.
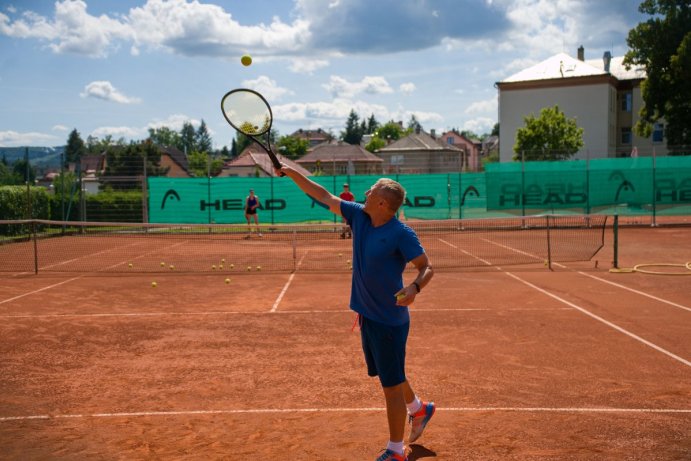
[340,200,425,326]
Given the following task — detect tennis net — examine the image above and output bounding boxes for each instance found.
[0,215,607,274]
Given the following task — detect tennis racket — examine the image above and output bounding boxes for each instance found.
[221,88,283,173]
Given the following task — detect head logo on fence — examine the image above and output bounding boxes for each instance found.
[608,171,636,202]
[161,189,181,209]
[461,186,480,205]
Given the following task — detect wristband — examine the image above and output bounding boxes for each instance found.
[412,281,421,293]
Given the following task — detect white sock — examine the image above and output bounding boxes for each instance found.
[387,440,405,455]
[406,396,422,415]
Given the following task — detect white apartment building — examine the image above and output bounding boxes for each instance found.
[496,47,667,162]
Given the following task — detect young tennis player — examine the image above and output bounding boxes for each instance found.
[276,164,435,461]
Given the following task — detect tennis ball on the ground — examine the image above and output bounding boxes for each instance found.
[219,264,224,270]
[338,253,342,257]
[247,266,252,271]
[256,266,262,271]
[128,263,133,268]
[169,265,174,270]
[346,259,351,264]
[221,258,225,263]
[212,265,216,270]
[160,262,165,267]
[230,263,235,269]
[225,278,231,284]
[241,54,252,66]
[151,281,157,288]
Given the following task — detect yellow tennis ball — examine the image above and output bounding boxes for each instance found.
[219,264,224,270]
[212,265,216,270]
[396,293,405,301]
[169,265,174,270]
[151,281,157,288]
[241,54,252,66]
[346,259,351,264]
[128,263,133,268]
[256,266,261,271]
[160,262,165,267]
[338,253,343,257]
[247,266,252,271]
[230,264,235,269]
[221,258,226,263]
[225,278,231,284]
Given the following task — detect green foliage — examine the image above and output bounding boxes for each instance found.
[188,151,224,177]
[0,186,50,221]
[102,141,166,190]
[180,122,196,154]
[365,137,386,152]
[277,136,309,159]
[341,110,363,145]
[83,191,142,222]
[195,120,213,153]
[625,0,691,148]
[513,105,584,161]
[65,129,86,165]
[148,126,181,149]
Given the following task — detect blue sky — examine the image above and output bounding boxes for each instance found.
[0,0,647,149]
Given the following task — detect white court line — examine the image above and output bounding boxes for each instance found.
[438,238,691,368]
[2,406,689,422]
[270,251,308,313]
[0,307,573,320]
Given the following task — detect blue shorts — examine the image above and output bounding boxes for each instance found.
[360,315,409,388]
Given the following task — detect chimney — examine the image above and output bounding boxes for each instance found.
[430,129,436,139]
[577,45,584,61]
[603,51,612,73]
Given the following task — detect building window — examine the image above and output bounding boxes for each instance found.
[621,92,632,112]
[446,137,454,145]
[653,123,664,143]
[621,127,632,145]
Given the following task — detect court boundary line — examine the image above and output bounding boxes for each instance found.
[270,251,308,313]
[2,406,689,422]
[438,238,691,368]
[0,307,573,320]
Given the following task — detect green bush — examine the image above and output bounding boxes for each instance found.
[0,186,50,220]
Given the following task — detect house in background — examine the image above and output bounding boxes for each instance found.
[295,141,383,175]
[290,128,333,147]
[376,127,465,173]
[219,143,311,177]
[159,146,191,177]
[496,46,662,162]
[438,130,482,171]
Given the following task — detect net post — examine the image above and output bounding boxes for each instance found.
[32,220,38,274]
[546,214,552,271]
[612,214,619,269]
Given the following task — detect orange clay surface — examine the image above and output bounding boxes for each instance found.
[0,226,689,460]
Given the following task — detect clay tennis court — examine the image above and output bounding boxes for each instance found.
[1,223,690,460]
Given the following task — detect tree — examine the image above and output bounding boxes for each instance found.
[365,114,380,134]
[179,122,196,154]
[277,135,309,159]
[101,141,166,190]
[65,129,86,166]
[625,0,691,151]
[341,109,363,145]
[148,126,181,149]
[196,119,213,153]
[12,158,36,183]
[513,105,584,161]
[188,151,223,177]
[491,122,500,137]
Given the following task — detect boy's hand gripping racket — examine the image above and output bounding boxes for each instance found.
[221,88,284,174]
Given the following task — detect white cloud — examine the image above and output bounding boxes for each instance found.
[463,117,496,135]
[399,82,416,95]
[241,76,293,101]
[90,126,142,140]
[464,96,497,115]
[288,57,330,74]
[0,130,60,147]
[52,124,69,132]
[80,81,141,104]
[147,114,200,132]
[323,76,393,98]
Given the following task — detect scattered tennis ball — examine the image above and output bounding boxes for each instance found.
[169,265,175,270]
[221,258,226,263]
[212,265,216,270]
[225,278,231,284]
[256,266,262,271]
[160,262,165,267]
[151,281,157,288]
[230,264,235,269]
[219,264,224,270]
[128,263,133,268]
[241,54,252,66]
[338,253,342,257]
[247,266,252,271]
[346,259,351,264]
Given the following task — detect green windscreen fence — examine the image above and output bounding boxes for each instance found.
[148,156,691,223]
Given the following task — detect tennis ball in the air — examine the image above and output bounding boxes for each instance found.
[241,54,252,66]
[225,278,231,284]
[151,281,157,288]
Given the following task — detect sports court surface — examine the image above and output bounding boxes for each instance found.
[1,223,690,460]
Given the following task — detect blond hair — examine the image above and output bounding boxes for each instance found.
[375,178,406,211]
